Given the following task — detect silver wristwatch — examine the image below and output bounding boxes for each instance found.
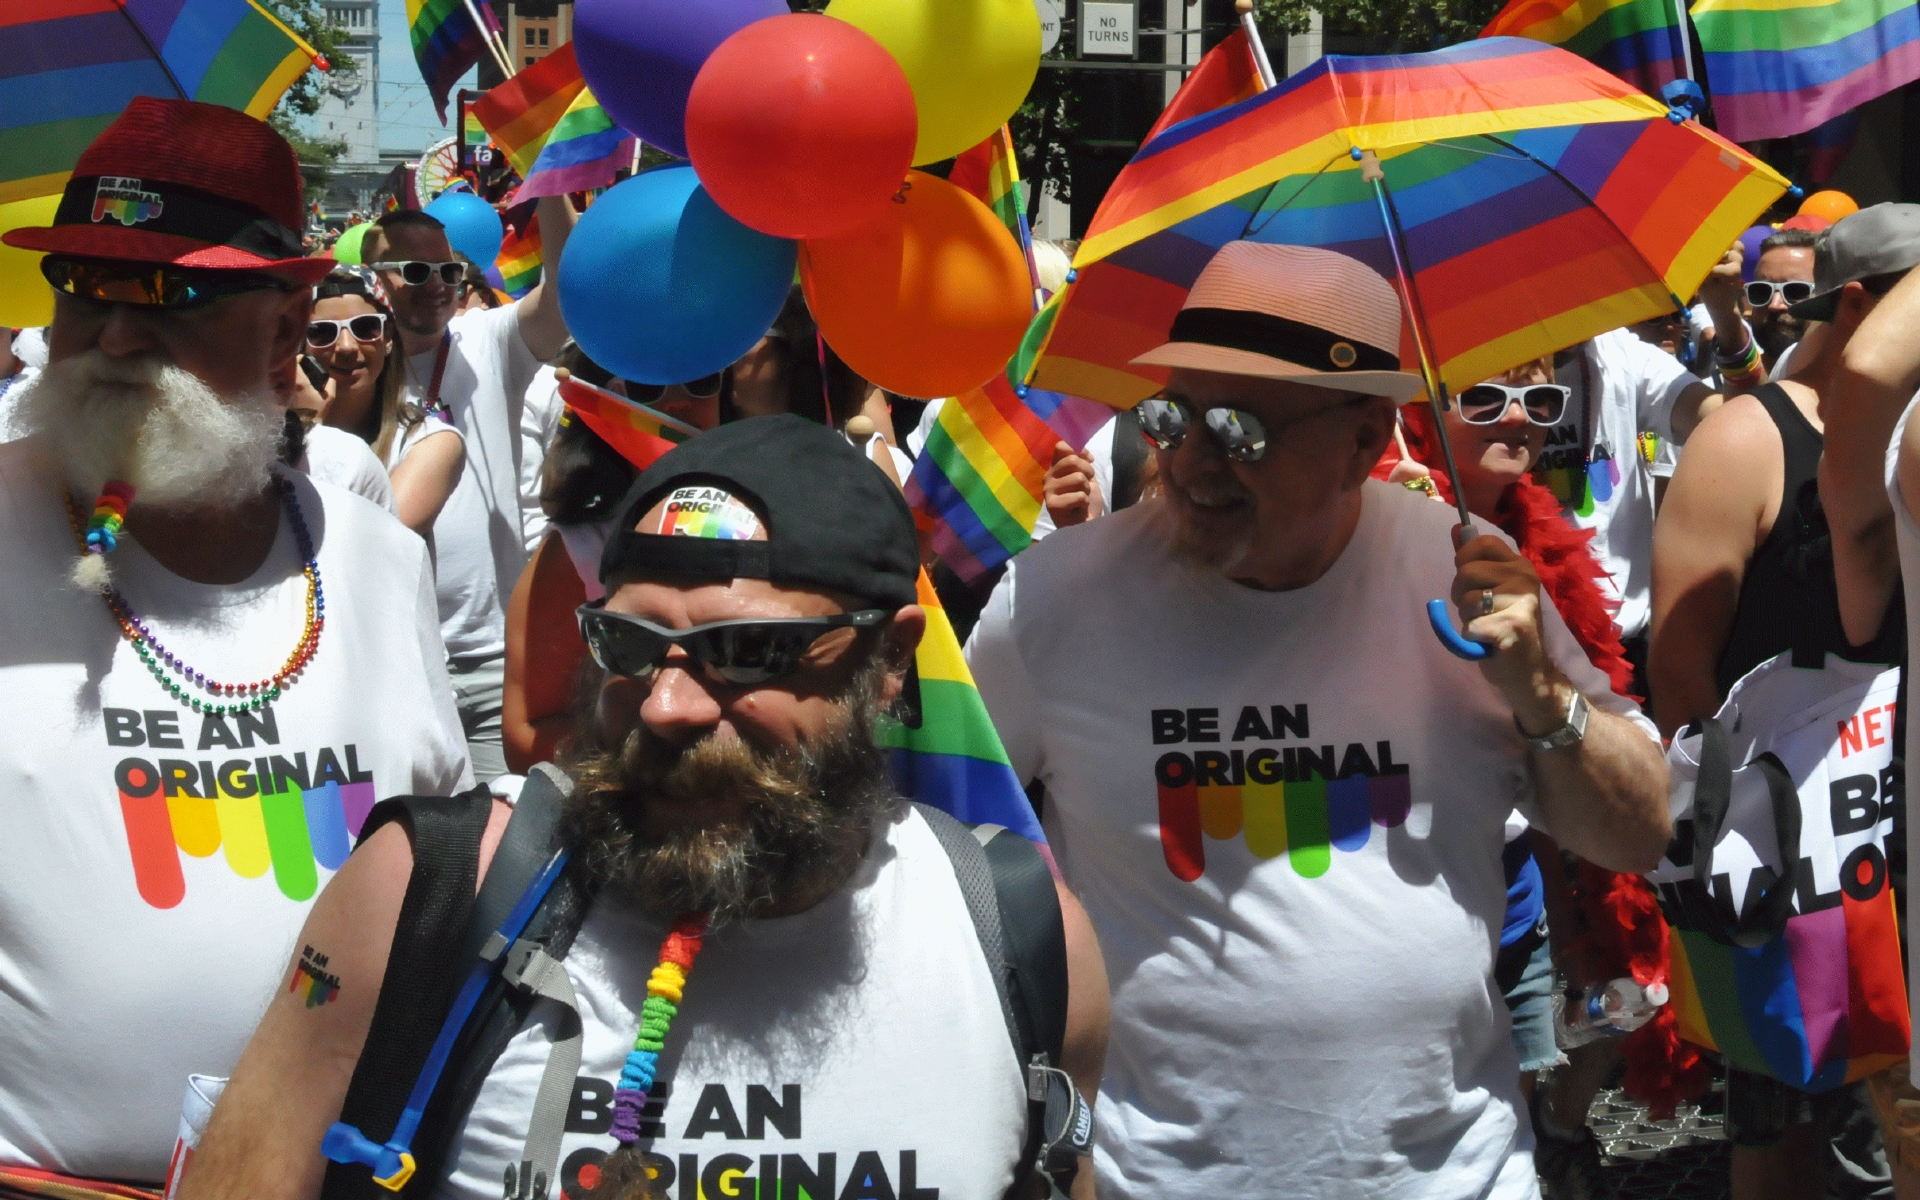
[1517,690,1590,752]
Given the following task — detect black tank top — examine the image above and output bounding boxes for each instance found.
[1712,384,1903,697]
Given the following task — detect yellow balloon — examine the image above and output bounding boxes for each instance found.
[827,0,1040,166]
[0,195,59,329]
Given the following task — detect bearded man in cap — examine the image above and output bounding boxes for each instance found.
[178,415,1108,1200]
[0,99,470,1188]
[967,242,1670,1198]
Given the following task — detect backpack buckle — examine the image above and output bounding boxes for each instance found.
[1026,1055,1095,1172]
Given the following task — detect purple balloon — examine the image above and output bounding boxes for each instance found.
[1738,225,1772,282]
[574,0,787,160]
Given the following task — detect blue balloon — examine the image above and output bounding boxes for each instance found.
[425,191,504,270]
[558,165,796,385]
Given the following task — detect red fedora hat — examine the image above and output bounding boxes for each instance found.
[2,97,333,283]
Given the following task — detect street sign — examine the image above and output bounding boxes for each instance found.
[1078,0,1135,58]
[1035,0,1062,55]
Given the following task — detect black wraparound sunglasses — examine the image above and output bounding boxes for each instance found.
[576,604,889,686]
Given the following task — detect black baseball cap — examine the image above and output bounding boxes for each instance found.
[599,413,920,609]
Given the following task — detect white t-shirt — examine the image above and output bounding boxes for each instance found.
[966,481,1654,1200]
[387,411,461,470]
[1886,395,1920,1089]
[299,423,396,513]
[0,442,472,1183]
[439,805,1026,1200]
[519,366,564,556]
[404,305,541,660]
[1536,330,1702,639]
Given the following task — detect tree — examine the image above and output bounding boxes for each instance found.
[261,0,362,200]
[1252,0,1508,52]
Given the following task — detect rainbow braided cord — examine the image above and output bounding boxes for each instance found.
[86,481,134,555]
[609,911,709,1143]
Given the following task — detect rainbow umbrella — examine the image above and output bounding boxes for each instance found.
[1024,36,1789,657]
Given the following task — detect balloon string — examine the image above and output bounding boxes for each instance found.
[816,331,832,427]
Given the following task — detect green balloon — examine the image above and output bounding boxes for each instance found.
[333,223,371,266]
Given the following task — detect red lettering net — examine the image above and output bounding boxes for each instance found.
[1152,744,1411,882]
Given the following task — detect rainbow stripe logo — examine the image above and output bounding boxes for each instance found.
[1153,742,1411,882]
[659,486,761,540]
[113,749,377,909]
[91,176,164,226]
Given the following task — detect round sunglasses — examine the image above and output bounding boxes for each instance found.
[42,257,291,310]
[626,374,723,405]
[1137,398,1268,462]
[306,314,388,347]
[1456,383,1570,426]
[368,260,464,287]
[576,604,889,686]
[1745,279,1816,308]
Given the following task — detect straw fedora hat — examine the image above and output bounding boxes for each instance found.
[1132,242,1424,403]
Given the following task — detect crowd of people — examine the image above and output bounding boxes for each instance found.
[2,93,1918,1200]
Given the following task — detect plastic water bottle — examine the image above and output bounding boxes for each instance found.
[1553,978,1669,1049]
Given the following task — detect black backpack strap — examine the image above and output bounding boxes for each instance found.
[460,764,575,967]
[914,803,1088,1197]
[322,787,493,1200]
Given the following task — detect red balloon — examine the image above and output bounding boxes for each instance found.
[686,14,918,240]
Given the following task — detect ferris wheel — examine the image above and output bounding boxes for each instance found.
[413,136,464,207]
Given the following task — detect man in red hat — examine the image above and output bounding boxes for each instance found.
[0,98,472,1188]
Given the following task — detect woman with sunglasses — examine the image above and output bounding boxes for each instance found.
[1382,361,1695,1192]
[310,270,464,536]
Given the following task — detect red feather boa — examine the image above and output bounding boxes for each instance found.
[1377,406,1709,1116]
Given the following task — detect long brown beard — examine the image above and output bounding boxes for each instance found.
[560,656,898,923]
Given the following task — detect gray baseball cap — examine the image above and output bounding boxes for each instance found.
[1788,203,1920,321]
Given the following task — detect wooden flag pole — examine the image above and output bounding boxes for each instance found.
[460,0,515,79]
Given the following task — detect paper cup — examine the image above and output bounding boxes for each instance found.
[161,1075,227,1200]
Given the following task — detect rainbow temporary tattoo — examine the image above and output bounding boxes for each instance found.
[291,945,341,1008]
[658,486,761,540]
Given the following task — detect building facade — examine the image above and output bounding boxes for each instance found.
[316,0,383,218]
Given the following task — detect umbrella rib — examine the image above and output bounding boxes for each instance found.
[112,0,192,100]
[1240,158,1342,241]
[1478,132,1688,311]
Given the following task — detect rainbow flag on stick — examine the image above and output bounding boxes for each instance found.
[906,375,1058,584]
[408,0,503,123]
[1146,27,1263,142]
[493,217,542,298]
[471,43,585,177]
[950,126,1029,240]
[0,0,325,206]
[1479,0,1693,96]
[555,372,698,470]
[1694,0,1920,143]
[874,569,1048,848]
[515,87,636,201]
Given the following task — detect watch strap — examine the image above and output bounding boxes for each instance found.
[1518,690,1590,752]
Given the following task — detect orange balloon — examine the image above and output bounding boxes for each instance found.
[1798,189,1858,224]
[801,171,1031,399]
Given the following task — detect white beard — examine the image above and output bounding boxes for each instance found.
[20,350,285,589]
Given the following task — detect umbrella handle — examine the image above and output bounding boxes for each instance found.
[1427,599,1492,660]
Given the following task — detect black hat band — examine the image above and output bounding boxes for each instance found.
[55,175,304,261]
[1169,307,1399,372]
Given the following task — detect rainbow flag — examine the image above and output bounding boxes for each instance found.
[494,218,541,298]
[408,0,501,123]
[516,86,637,201]
[471,42,584,177]
[1806,108,1862,181]
[874,569,1047,847]
[1145,27,1263,142]
[1694,0,1920,143]
[555,373,698,470]
[950,126,1028,240]
[906,375,1059,584]
[0,0,325,205]
[1479,0,1693,96]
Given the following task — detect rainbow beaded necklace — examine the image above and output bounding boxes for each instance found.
[609,912,710,1143]
[65,474,325,714]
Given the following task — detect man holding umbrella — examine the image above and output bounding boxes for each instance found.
[968,242,1669,1197]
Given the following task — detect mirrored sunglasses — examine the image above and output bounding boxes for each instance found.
[42,257,291,310]
[576,605,889,686]
[1745,279,1816,308]
[1456,383,1569,427]
[1137,397,1269,463]
[368,260,464,287]
[306,314,389,347]
[626,374,724,404]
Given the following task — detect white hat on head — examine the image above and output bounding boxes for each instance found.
[1132,242,1424,403]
